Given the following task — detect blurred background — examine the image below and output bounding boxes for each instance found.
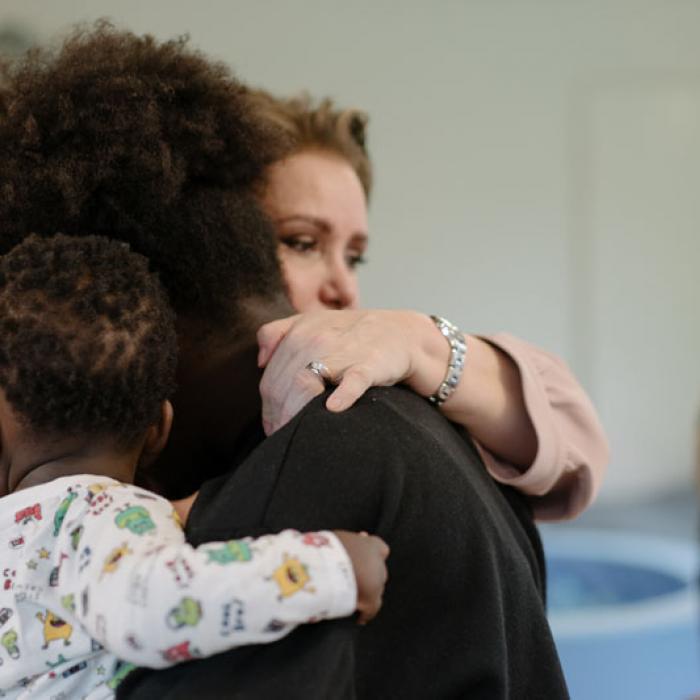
[1,1,698,696]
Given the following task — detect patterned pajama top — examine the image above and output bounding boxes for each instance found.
[0,475,356,699]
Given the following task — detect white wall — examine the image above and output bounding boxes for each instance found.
[2,0,699,504]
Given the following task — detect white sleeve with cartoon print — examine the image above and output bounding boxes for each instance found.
[54,478,357,669]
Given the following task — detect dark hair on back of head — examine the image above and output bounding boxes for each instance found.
[0,21,285,324]
[0,233,177,446]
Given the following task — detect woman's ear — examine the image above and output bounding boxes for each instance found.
[140,400,174,468]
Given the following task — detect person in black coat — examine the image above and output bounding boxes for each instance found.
[0,24,567,699]
[120,385,567,699]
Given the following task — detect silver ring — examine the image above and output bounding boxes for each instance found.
[305,360,331,383]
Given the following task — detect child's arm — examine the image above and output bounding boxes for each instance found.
[169,493,388,625]
[56,481,387,668]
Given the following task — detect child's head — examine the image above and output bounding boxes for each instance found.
[0,233,177,492]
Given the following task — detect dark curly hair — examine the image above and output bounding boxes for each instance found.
[0,21,285,324]
[0,233,177,446]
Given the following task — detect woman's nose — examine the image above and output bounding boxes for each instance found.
[319,258,359,309]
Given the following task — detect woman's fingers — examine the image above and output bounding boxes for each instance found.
[326,365,375,412]
[259,309,418,432]
[256,314,299,367]
[261,360,325,435]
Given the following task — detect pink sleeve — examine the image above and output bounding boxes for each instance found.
[475,333,609,522]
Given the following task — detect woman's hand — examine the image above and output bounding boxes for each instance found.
[257,310,424,435]
[257,308,537,469]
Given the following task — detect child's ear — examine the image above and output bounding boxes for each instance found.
[140,400,173,467]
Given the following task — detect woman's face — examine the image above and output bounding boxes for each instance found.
[260,150,368,311]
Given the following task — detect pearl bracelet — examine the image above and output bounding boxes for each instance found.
[427,315,467,406]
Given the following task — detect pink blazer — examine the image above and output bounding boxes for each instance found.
[479,333,609,521]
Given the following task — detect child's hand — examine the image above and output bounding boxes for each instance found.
[333,531,389,624]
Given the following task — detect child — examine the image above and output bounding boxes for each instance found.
[0,234,388,698]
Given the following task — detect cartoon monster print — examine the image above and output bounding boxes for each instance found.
[49,553,70,588]
[61,594,75,615]
[8,536,24,550]
[114,505,156,536]
[165,555,195,588]
[166,597,202,630]
[14,504,42,526]
[101,543,132,577]
[45,654,69,669]
[1,629,19,660]
[269,555,315,599]
[53,490,78,536]
[205,540,252,565]
[57,660,87,679]
[124,634,142,651]
[85,483,115,516]
[78,546,92,573]
[263,619,287,634]
[302,532,331,547]
[220,599,245,636]
[0,612,10,666]
[160,641,200,664]
[36,611,73,648]
[13,583,42,604]
[0,609,12,628]
[2,569,15,592]
[106,660,137,690]
[69,525,84,551]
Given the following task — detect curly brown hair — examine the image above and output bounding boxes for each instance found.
[0,22,285,324]
[0,233,177,446]
[246,89,373,199]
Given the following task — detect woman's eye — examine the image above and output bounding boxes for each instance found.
[346,252,367,269]
[279,236,317,254]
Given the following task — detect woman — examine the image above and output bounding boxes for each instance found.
[248,90,609,521]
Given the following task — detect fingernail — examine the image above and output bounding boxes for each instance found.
[326,396,344,411]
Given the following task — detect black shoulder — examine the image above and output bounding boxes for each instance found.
[291,385,481,467]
